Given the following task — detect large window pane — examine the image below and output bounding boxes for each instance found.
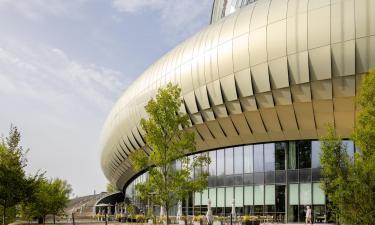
[265,171,275,184]
[244,145,253,173]
[254,185,264,205]
[234,174,243,185]
[288,169,299,183]
[275,142,286,170]
[217,188,225,207]
[202,189,209,205]
[209,188,217,207]
[244,186,253,205]
[194,154,202,178]
[265,185,275,205]
[194,192,201,206]
[300,183,312,205]
[313,183,325,204]
[343,140,354,159]
[312,141,321,168]
[312,168,321,181]
[254,172,264,184]
[216,175,225,186]
[217,150,225,176]
[234,146,243,174]
[175,160,182,170]
[275,170,286,183]
[254,144,264,172]
[244,173,253,185]
[297,141,311,169]
[226,187,234,207]
[225,176,234,186]
[289,184,299,205]
[202,152,209,173]
[288,142,297,169]
[235,186,243,207]
[299,168,312,182]
[264,143,275,171]
[225,148,234,175]
[209,151,216,176]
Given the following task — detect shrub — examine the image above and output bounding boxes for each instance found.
[192,215,203,222]
[136,214,146,222]
[214,216,225,221]
[242,216,258,222]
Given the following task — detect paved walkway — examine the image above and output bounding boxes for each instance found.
[9,221,335,225]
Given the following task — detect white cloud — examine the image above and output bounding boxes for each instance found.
[0,41,127,196]
[112,0,165,13]
[0,0,87,20]
[0,43,125,111]
[112,0,212,43]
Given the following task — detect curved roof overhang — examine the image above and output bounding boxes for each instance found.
[100,0,375,190]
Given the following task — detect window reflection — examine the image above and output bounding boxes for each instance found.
[244,145,253,173]
[209,151,216,176]
[275,142,287,170]
[211,0,258,23]
[254,185,264,205]
[254,144,264,172]
[297,141,311,169]
[234,146,243,174]
[244,173,253,185]
[254,172,264,184]
[264,143,275,171]
[342,140,354,159]
[299,169,312,182]
[265,171,275,184]
[288,142,297,169]
[217,149,225,176]
[312,141,321,168]
[225,148,234,175]
[275,170,286,184]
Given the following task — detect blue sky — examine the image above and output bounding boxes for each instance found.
[0,0,212,197]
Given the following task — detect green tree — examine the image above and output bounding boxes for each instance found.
[21,178,72,224]
[48,178,72,224]
[0,125,41,225]
[320,71,375,225]
[106,183,118,193]
[350,71,375,224]
[126,203,135,220]
[28,179,50,224]
[20,202,39,225]
[129,83,210,225]
[320,126,353,223]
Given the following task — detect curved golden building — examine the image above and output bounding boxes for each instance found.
[101,0,374,222]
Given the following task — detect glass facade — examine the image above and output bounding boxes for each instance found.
[211,0,257,23]
[124,140,355,223]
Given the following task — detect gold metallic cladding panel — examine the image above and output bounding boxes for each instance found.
[100,0,375,189]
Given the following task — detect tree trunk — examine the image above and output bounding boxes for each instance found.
[53,214,55,224]
[43,215,45,225]
[166,203,169,225]
[2,205,6,225]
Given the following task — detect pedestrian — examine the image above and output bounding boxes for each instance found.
[305,206,312,225]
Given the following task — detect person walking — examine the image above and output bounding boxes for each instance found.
[305,206,312,225]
